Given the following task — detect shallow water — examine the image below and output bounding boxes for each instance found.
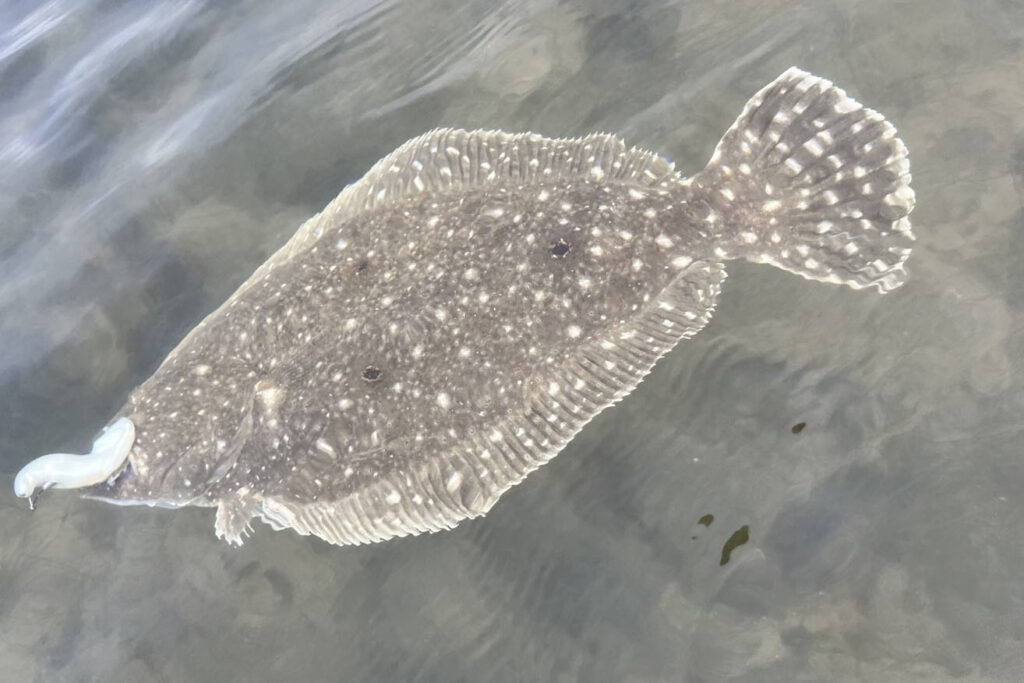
[1,0,1022,680]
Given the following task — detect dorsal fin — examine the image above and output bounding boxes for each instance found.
[341,128,675,209]
[279,128,678,258]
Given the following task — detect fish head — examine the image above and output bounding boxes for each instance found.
[82,362,257,509]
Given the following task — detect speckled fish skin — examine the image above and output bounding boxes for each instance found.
[82,68,915,546]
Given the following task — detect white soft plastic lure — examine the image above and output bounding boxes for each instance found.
[13,417,135,509]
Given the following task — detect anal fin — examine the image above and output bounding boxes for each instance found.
[243,261,725,548]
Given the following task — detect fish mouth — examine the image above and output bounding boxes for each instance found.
[80,460,194,509]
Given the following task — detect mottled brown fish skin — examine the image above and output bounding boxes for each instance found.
[99,176,709,507]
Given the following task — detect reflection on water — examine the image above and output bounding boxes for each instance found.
[2,0,1023,680]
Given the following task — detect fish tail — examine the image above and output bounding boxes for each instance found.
[688,67,915,292]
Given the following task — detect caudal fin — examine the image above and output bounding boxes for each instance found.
[689,67,915,292]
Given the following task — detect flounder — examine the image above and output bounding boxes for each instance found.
[14,68,915,546]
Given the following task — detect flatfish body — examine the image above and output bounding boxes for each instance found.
[18,68,915,546]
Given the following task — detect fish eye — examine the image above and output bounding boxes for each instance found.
[361,366,382,382]
[550,239,570,258]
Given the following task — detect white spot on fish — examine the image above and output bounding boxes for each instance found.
[671,256,693,269]
[803,138,824,156]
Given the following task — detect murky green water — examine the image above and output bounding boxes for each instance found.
[1,0,1022,680]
